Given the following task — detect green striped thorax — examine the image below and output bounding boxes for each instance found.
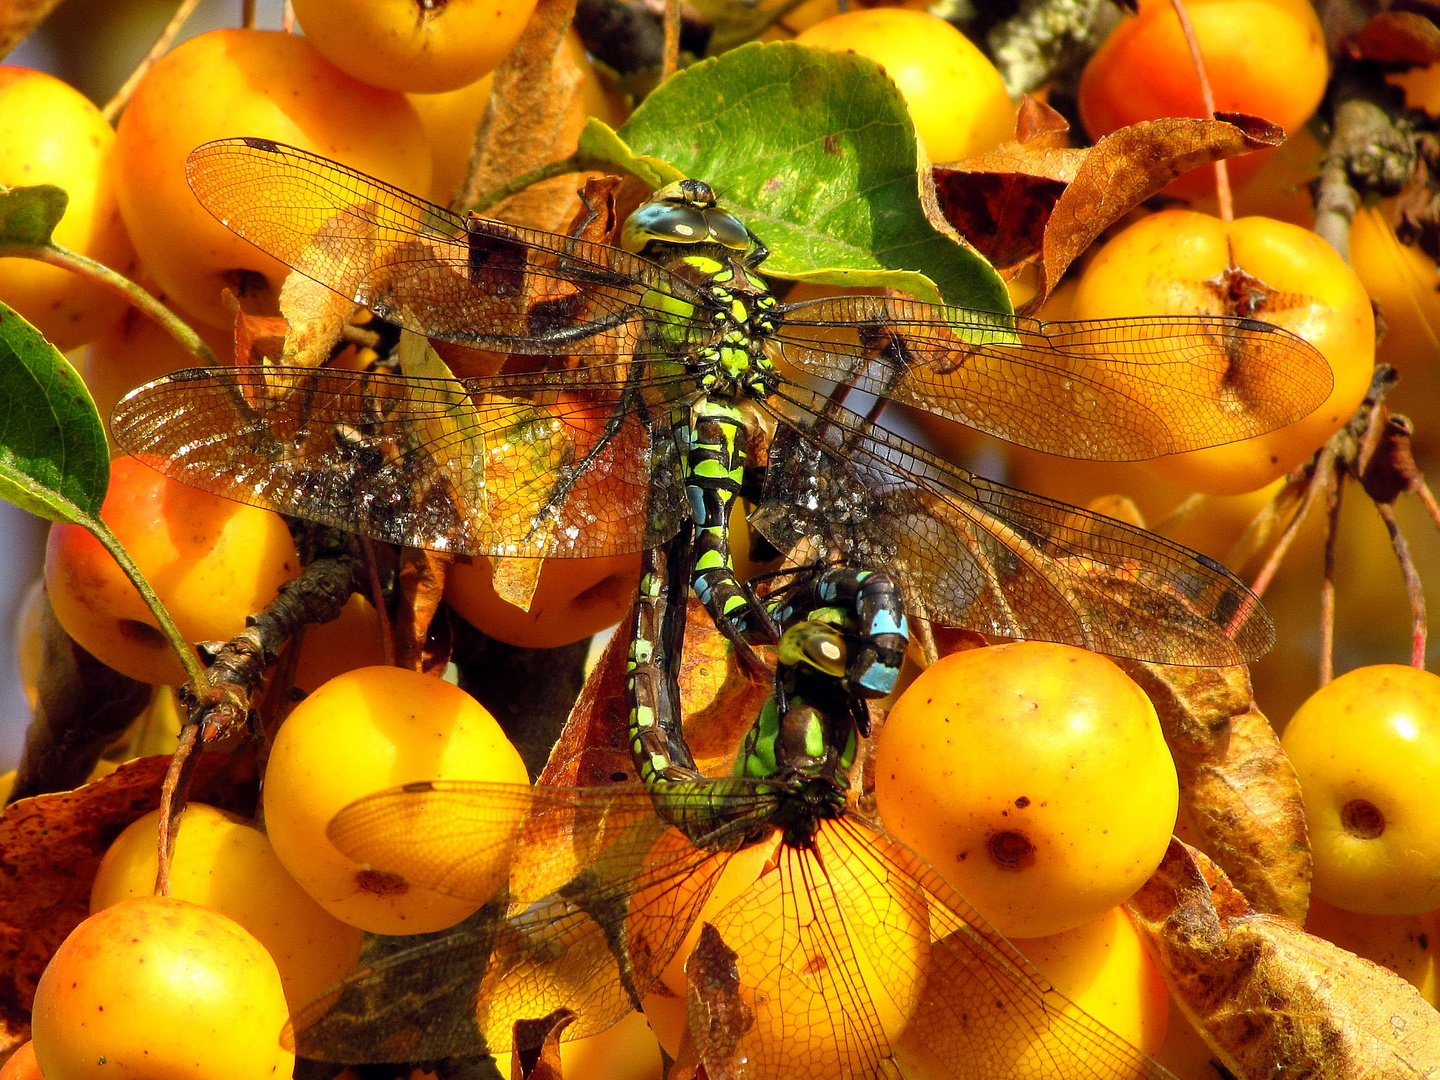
[622,179,780,400]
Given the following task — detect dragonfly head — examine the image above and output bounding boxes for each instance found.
[622,179,753,256]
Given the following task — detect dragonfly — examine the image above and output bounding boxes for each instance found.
[110,136,1336,669]
[289,534,1173,1080]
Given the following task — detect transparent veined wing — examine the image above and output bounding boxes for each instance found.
[774,295,1334,460]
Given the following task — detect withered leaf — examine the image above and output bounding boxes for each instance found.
[0,753,245,1034]
[224,289,284,366]
[279,272,355,368]
[510,1008,575,1080]
[1129,841,1440,1079]
[1349,11,1440,64]
[539,594,764,788]
[1118,661,1311,924]
[397,547,455,674]
[1014,96,1071,148]
[458,0,591,232]
[684,922,754,1080]
[935,114,1284,306]
[493,557,546,613]
[0,0,63,59]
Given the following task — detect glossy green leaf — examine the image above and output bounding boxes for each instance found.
[0,184,68,247]
[0,302,109,523]
[578,42,1009,312]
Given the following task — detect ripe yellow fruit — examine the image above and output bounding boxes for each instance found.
[795,10,1015,163]
[876,642,1178,938]
[263,665,529,934]
[113,29,430,327]
[0,68,135,351]
[1072,210,1374,495]
[292,0,539,93]
[90,804,364,1011]
[1281,664,1440,914]
[32,896,293,1080]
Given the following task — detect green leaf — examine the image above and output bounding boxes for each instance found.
[0,184,68,247]
[0,302,109,523]
[583,41,1009,312]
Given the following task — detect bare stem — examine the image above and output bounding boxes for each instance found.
[661,0,681,82]
[242,0,256,28]
[101,0,205,123]
[2,243,217,365]
[360,533,398,667]
[1319,475,1344,685]
[1251,450,1334,598]
[154,721,199,896]
[1376,501,1428,667]
[1169,0,1231,218]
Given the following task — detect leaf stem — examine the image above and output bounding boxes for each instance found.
[1168,0,1232,220]
[101,0,205,123]
[85,516,212,691]
[466,155,585,216]
[1,242,217,365]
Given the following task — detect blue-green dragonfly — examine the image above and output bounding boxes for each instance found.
[111,137,1334,671]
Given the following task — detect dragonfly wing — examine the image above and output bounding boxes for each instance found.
[754,390,1271,665]
[294,780,780,1064]
[774,297,1333,460]
[111,366,692,558]
[186,138,714,354]
[824,817,1172,1080]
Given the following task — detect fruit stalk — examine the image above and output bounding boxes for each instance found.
[100,0,205,122]
[1168,0,1232,218]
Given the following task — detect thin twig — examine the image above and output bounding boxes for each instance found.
[360,533,398,667]
[242,0,256,28]
[1151,491,1210,535]
[154,721,199,896]
[1319,476,1344,685]
[1250,449,1334,598]
[1169,0,1231,218]
[283,0,295,32]
[1375,501,1428,667]
[661,0,681,82]
[101,0,204,123]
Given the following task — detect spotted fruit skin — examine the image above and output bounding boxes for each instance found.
[876,642,1178,939]
[1282,664,1440,915]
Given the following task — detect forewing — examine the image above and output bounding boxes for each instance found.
[753,389,1271,665]
[826,817,1172,1080]
[775,297,1333,460]
[297,780,780,1064]
[111,365,691,558]
[186,138,712,354]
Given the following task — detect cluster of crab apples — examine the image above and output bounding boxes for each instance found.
[4,0,1440,1078]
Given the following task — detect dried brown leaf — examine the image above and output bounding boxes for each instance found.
[397,548,455,674]
[0,0,63,60]
[1119,661,1311,923]
[279,272,354,368]
[0,753,249,1033]
[224,289,285,366]
[935,115,1284,305]
[539,594,764,787]
[10,594,152,802]
[684,922,754,1080]
[1129,840,1440,1079]
[1014,96,1071,147]
[493,557,546,612]
[1350,11,1440,64]
[510,1009,575,1080]
[458,0,591,232]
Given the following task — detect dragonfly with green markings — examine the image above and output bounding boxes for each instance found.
[291,531,1176,1080]
[112,135,1334,670]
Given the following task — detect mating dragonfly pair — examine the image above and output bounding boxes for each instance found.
[111,137,1332,1078]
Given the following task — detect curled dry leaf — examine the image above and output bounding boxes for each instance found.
[458,0,590,231]
[539,593,766,788]
[1119,660,1311,924]
[682,922,754,1080]
[509,1008,575,1080]
[224,288,284,365]
[397,547,455,674]
[1348,11,1440,65]
[1129,840,1440,1079]
[934,112,1284,307]
[0,753,249,1038]
[279,272,355,368]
